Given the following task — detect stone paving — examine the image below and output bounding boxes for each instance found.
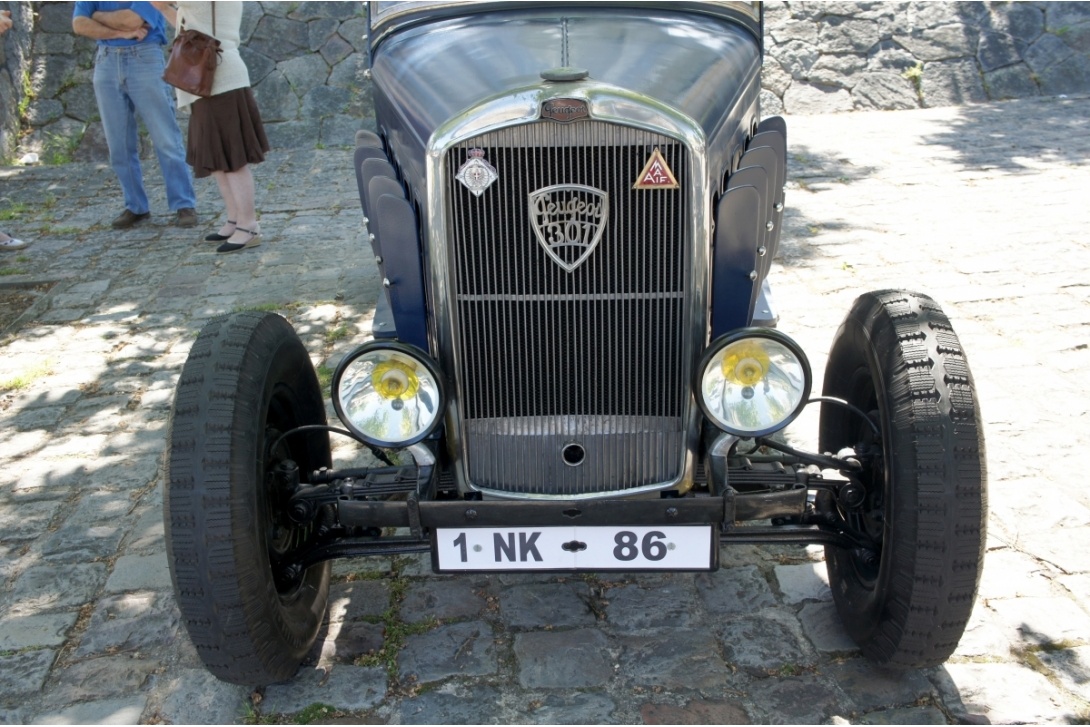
[1,95,1089,724]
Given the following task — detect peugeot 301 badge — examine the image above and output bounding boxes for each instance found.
[528,184,609,272]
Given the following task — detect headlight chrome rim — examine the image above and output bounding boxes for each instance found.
[332,341,445,448]
[695,328,812,438]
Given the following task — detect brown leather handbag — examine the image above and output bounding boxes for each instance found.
[162,8,221,97]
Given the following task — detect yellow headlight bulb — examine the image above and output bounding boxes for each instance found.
[721,341,770,386]
[371,359,420,400]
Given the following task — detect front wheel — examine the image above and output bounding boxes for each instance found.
[165,312,332,685]
[820,290,986,669]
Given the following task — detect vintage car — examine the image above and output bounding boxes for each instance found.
[165,1,986,685]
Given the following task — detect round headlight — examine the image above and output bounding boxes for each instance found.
[696,329,811,438]
[332,342,444,448]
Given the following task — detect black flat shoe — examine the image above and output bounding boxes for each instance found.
[216,226,261,253]
[204,220,236,242]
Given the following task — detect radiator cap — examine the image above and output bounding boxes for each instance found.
[541,67,589,82]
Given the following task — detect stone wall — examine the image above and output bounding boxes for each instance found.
[762,1,1090,114]
[5,1,1090,163]
[0,1,33,161]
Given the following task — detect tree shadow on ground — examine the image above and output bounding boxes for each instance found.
[771,94,1090,273]
[919,95,1090,172]
[771,143,877,266]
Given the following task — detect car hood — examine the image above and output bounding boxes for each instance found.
[370,7,761,153]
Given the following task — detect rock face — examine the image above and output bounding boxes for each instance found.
[0,1,34,161]
[762,1,1090,114]
[4,1,1090,161]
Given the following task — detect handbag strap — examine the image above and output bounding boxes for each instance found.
[178,3,215,37]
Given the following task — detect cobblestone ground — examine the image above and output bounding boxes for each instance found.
[1,96,1088,724]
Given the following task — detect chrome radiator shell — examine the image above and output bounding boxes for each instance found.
[424,90,711,500]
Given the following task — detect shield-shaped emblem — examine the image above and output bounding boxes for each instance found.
[528,184,609,272]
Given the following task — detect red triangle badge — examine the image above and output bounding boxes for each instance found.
[633,148,679,190]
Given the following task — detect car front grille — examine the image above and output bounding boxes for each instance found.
[445,121,691,496]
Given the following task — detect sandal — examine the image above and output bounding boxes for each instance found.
[0,232,27,251]
[204,220,236,242]
[216,226,261,254]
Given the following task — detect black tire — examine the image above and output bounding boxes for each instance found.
[819,290,986,669]
[165,311,332,685]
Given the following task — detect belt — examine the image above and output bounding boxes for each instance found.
[99,43,163,54]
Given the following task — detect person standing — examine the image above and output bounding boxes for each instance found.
[153,1,268,253]
[72,2,198,229]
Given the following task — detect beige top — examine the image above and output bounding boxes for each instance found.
[174,1,250,108]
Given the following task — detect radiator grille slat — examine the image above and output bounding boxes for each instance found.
[447,122,691,495]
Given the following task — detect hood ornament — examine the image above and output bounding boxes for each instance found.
[455,148,498,197]
[528,184,609,273]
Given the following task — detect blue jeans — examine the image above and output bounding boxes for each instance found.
[92,43,197,214]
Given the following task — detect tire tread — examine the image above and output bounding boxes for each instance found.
[822,290,986,669]
[165,312,331,685]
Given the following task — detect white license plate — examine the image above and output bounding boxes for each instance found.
[433,525,715,571]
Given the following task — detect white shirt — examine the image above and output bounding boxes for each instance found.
[173,1,251,107]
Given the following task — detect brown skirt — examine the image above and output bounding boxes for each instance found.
[186,87,270,178]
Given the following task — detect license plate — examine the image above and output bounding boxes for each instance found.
[433,525,715,572]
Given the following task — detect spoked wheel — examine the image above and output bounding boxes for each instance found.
[166,311,332,685]
[820,290,986,669]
